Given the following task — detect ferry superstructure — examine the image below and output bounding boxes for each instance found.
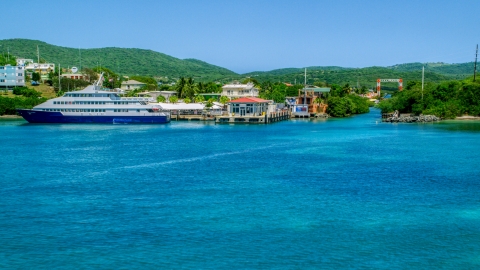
[17,75,170,124]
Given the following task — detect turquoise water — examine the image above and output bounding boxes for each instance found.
[1,108,480,269]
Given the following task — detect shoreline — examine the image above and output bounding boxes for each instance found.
[0,115,22,119]
[454,116,480,120]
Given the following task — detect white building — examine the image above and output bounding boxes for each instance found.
[24,62,55,81]
[24,63,55,74]
[61,73,88,81]
[0,66,25,89]
[16,58,34,66]
[121,80,146,91]
[221,81,259,99]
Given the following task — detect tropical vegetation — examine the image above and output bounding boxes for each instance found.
[0,87,47,115]
[376,78,480,119]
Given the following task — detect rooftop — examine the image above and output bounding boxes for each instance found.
[229,97,269,103]
[121,80,145,85]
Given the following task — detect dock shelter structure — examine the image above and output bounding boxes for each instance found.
[158,103,205,120]
[216,97,290,124]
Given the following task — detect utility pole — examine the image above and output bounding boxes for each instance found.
[37,45,40,63]
[79,48,82,71]
[303,68,307,105]
[59,63,61,92]
[474,44,478,82]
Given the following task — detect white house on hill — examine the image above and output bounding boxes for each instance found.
[221,81,259,99]
[121,80,146,91]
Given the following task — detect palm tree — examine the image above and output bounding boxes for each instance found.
[194,95,205,103]
[175,77,186,98]
[183,83,194,99]
[169,95,178,104]
[342,83,351,96]
[157,95,166,103]
[314,97,323,104]
[219,96,229,106]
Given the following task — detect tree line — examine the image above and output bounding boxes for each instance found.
[0,87,47,115]
[376,78,480,118]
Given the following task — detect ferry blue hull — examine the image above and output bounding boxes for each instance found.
[17,110,170,124]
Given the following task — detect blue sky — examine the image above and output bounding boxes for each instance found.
[3,0,479,73]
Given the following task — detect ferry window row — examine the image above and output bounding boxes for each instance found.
[64,94,112,97]
[113,109,129,112]
[53,101,107,105]
[44,109,106,112]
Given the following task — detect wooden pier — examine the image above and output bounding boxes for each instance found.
[170,114,216,121]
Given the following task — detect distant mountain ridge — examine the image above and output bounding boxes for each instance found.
[0,38,475,86]
[385,62,475,76]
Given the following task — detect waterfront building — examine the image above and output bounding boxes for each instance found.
[292,86,330,117]
[121,80,146,91]
[228,97,269,116]
[221,81,259,99]
[217,97,289,124]
[0,65,26,89]
[158,103,204,115]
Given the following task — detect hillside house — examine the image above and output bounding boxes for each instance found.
[221,82,259,99]
[121,80,146,91]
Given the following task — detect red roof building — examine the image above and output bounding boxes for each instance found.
[228,97,270,116]
[228,97,269,103]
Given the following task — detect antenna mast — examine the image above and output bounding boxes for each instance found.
[474,44,478,82]
[303,68,307,105]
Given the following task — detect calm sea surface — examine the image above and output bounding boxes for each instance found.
[1,108,480,269]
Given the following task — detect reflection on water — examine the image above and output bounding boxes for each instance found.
[436,120,480,132]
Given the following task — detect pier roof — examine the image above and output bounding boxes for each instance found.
[158,103,204,110]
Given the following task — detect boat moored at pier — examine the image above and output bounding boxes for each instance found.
[17,74,170,124]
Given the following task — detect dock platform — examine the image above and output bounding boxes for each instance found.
[215,111,290,124]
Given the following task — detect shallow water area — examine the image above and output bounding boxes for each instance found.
[1,109,480,269]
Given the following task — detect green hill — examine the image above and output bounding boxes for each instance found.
[0,38,475,88]
[386,62,475,76]
[0,38,237,81]
[243,62,473,91]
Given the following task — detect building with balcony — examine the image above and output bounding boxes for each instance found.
[24,62,55,81]
[221,82,259,99]
[121,80,146,91]
[24,63,55,75]
[0,65,26,89]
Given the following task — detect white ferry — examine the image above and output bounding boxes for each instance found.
[17,75,170,124]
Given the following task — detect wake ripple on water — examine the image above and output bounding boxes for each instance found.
[89,143,286,177]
